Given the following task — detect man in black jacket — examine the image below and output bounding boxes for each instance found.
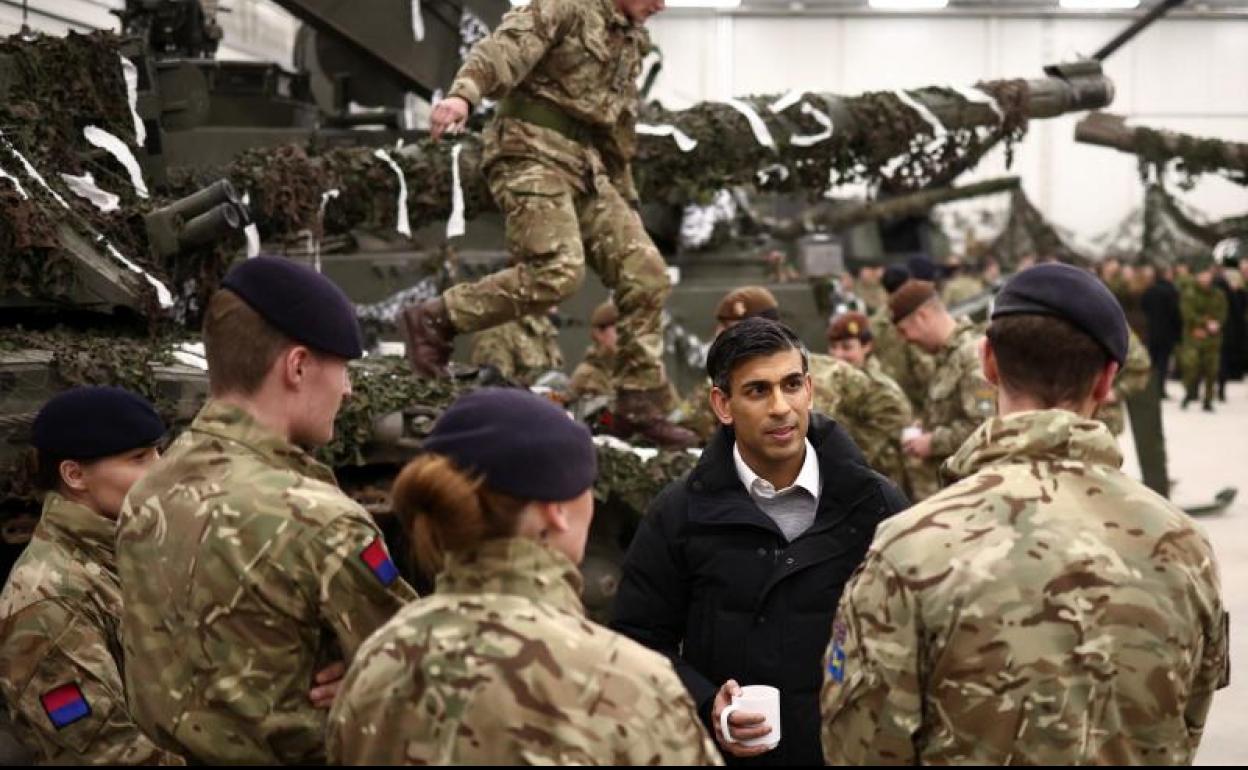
[611,318,908,765]
[1141,263,1183,399]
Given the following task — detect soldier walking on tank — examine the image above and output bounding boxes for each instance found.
[400,0,695,448]
[1179,256,1228,412]
[821,263,1229,764]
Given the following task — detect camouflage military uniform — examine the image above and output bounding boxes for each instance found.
[940,273,986,307]
[470,313,564,384]
[857,275,888,315]
[116,401,417,764]
[568,342,615,400]
[674,379,717,442]
[821,409,1228,764]
[861,356,914,493]
[809,353,910,480]
[1096,329,1151,436]
[327,537,722,765]
[443,0,671,395]
[0,494,182,765]
[911,318,994,498]
[870,305,934,411]
[1178,281,1228,406]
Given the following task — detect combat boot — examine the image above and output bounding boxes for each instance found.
[612,388,699,450]
[399,297,455,378]
[1203,401,1214,413]
[1181,393,1196,410]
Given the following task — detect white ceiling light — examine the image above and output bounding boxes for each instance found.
[868,0,950,9]
[1059,0,1141,8]
[665,0,742,7]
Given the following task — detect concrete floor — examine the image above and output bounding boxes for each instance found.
[1120,381,1247,765]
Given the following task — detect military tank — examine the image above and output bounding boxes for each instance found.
[7,0,1202,614]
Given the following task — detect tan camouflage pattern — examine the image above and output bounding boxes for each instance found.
[116,400,417,764]
[919,317,995,462]
[810,353,911,478]
[674,378,718,442]
[442,0,669,392]
[0,494,183,765]
[327,537,722,766]
[1096,329,1151,436]
[859,356,914,491]
[857,275,888,314]
[870,305,935,411]
[469,313,564,384]
[442,157,671,393]
[1178,282,1228,404]
[939,273,986,307]
[448,0,648,201]
[568,342,615,400]
[822,409,1228,765]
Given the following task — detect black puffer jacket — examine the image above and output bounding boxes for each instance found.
[611,415,908,765]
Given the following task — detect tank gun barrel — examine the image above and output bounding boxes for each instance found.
[1075,112,1248,185]
[734,176,1021,241]
[1093,0,1188,62]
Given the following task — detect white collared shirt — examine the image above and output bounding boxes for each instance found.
[733,439,823,541]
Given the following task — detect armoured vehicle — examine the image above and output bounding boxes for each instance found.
[4,0,1197,612]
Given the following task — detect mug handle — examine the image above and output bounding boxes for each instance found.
[719,703,741,744]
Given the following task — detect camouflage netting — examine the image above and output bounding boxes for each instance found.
[3,31,1040,316]
[0,33,149,298]
[593,445,696,515]
[1134,126,1248,189]
[170,81,1030,245]
[1140,184,1220,265]
[0,331,697,518]
[983,188,1089,269]
[0,326,184,504]
[0,32,241,315]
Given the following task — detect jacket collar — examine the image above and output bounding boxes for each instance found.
[937,317,976,360]
[436,537,585,616]
[37,492,117,564]
[189,400,337,485]
[687,414,879,536]
[943,408,1123,482]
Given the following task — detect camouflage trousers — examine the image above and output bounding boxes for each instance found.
[443,158,671,392]
[1179,338,1219,404]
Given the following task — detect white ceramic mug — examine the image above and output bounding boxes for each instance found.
[719,685,781,749]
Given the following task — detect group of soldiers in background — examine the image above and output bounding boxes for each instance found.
[1098,254,1248,413]
[469,245,1248,507]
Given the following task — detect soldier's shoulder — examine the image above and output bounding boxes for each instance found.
[156,444,368,531]
[0,539,93,618]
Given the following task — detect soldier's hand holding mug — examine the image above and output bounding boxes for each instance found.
[712,679,780,758]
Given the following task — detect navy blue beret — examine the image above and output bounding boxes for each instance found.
[906,255,937,282]
[32,386,165,460]
[422,388,597,502]
[222,256,363,359]
[992,263,1129,365]
[882,264,910,294]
